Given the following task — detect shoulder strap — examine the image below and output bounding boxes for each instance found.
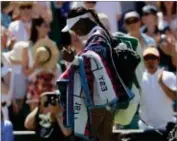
[85,28,112,48]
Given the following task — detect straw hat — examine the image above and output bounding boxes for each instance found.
[32,38,59,70]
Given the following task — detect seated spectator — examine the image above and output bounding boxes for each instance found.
[1,110,14,141]
[8,2,34,42]
[25,91,72,141]
[139,47,177,130]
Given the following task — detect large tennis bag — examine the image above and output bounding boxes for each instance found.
[85,30,141,109]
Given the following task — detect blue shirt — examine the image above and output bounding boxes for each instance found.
[1,13,11,28]
[141,33,156,47]
[1,120,14,141]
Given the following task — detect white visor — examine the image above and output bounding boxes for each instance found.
[62,13,89,32]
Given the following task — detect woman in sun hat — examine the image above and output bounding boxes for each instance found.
[19,17,60,111]
[25,38,60,111]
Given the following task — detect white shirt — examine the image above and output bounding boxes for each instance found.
[8,20,31,42]
[140,68,177,129]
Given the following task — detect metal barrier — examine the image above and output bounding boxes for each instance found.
[14,131,37,141]
[13,130,144,141]
[13,131,35,135]
[13,129,144,135]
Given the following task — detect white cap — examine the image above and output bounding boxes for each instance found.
[124,11,140,21]
[62,13,89,32]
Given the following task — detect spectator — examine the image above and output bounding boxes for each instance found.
[1,26,12,121]
[9,2,21,21]
[157,33,177,73]
[1,110,14,141]
[22,33,59,111]
[1,1,12,28]
[139,47,177,130]
[21,16,52,80]
[32,2,52,22]
[140,5,177,73]
[1,61,12,121]
[8,2,34,42]
[1,25,16,52]
[124,11,156,51]
[141,5,159,38]
[157,1,177,38]
[20,17,59,111]
[3,41,29,130]
[2,27,26,127]
[25,92,72,141]
[50,2,70,47]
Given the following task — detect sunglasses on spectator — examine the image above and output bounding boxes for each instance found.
[125,18,139,25]
[144,55,159,61]
[20,5,32,10]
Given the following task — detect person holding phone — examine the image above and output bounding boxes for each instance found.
[25,91,72,141]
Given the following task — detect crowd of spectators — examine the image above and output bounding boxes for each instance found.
[1,1,177,141]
